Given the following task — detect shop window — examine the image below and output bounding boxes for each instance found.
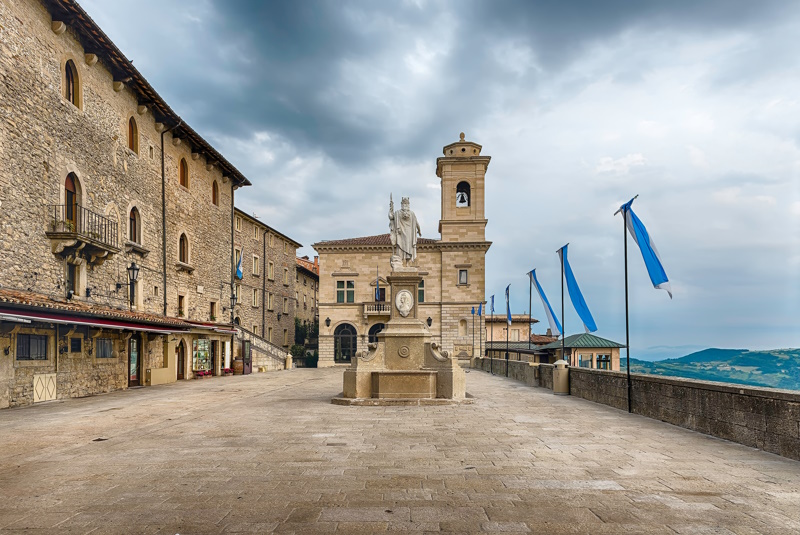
[128,117,139,154]
[336,280,354,303]
[64,59,80,108]
[179,158,189,188]
[70,337,82,353]
[129,207,141,243]
[458,269,468,285]
[179,233,189,263]
[418,280,425,303]
[456,181,471,207]
[212,181,219,206]
[96,338,113,359]
[16,334,48,360]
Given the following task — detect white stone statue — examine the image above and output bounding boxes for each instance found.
[388,194,421,268]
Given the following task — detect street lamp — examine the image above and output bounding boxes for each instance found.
[325,317,331,327]
[426,317,432,327]
[127,262,139,310]
[230,293,237,323]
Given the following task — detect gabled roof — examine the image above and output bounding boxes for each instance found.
[42,0,250,187]
[315,233,438,247]
[538,333,625,351]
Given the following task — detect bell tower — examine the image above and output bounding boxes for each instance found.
[436,133,490,243]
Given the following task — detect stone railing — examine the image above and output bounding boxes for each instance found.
[363,302,391,316]
[473,357,800,461]
[236,327,289,372]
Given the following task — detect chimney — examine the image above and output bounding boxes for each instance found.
[546,328,552,336]
[313,256,319,274]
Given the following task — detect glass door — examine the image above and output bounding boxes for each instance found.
[128,335,140,386]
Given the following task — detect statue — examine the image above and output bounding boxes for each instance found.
[388,194,421,268]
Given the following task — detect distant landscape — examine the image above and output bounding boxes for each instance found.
[622,348,800,392]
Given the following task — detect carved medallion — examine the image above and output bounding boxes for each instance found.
[398,345,410,358]
[395,289,413,317]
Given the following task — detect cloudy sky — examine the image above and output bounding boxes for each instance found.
[83,0,800,357]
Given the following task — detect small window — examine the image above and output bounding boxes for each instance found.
[253,325,259,336]
[235,216,242,232]
[70,337,82,353]
[210,302,217,320]
[212,181,219,206]
[234,248,241,269]
[283,268,289,285]
[128,117,139,154]
[149,146,154,159]
[375,288,385,302]
[66,263,77,296]
[179,158,189,188]
[129,207,140,244]
[96,338,113,359]
[283,297,289,314]
[268,293,274,310]
[347,281,355,303]
[253,288,259,307]
[154,285,159,297]
[269,234,274,247]
[418,280,425,303]
[64,59,79,108]
[179,233,189,263]
[283,329,288,346]
[456,181,471,207]
[253,255,259,276]
[458,269,468,285]
[17,334,48,360]
[178,295,185,316]
[284,241,288,254]
[268,327,273,343]
[268,262,275,280]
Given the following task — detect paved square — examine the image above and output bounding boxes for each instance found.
[1,368,798,534]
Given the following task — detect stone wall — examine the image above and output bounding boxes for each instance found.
[570,368,800,461]
[236,327,288,372]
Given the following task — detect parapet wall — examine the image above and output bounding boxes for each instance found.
[474,357,800,461]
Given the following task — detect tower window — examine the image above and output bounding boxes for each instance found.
[129,207,140,244]
[179,158,189,188]
[64,59,79,108]
[128,117,139,154]
[179,233,189,263]
[212,180,219,206]
[456,181,470,207]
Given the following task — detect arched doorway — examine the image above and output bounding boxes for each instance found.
[176,341,186,380]
[334,323,357,363]
[368,323,385,343]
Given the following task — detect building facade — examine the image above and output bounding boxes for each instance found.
[295,256,319,327]
[313,134,491,367]
[233,209,300,349]
[485,314,538,344]
[0,0,250,408]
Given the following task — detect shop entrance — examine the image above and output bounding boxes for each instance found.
[128,335,141,387]
[210,341,218,375]
[176,341,185,380]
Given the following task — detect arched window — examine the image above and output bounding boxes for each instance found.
[368,323,385,343]
[129,207,140,243]
[179,158,189,188]
[456,181,470,207]
[64,60,79,108]
[128,117,138,154]
[334,323,357,363]
[64,173,79,230]
[212,180,219,206]
[179,233,188,263]
[459,319,468,337]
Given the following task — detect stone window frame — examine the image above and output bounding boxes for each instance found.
[94,337,115,361]
[269,234,274,248]
[212,180,219,206]
[128,206,142,244]
[252,288,259,308]
[252,255,259,276]
[336,280,355,303]
[267,327,273,343]
[283,297,289,314]
[209,301,217,321]
[268,261,275,281]
[13,328,56,368]
[253,226,259,240]
[283,329,289,346]
[127,116,139,155]
[178,233,190,264]
[61,57,83,110]
[253,325,259,336]
[235,216,242,232]
[179,158,189,189]
[69,335,83,355]
[418,280,425,303]
[458,269,468,286]
[283,268,289,286]
[284,241,288,255]
[267,292,274,311]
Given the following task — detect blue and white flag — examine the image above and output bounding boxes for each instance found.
[375,266,380,301]
[620,197,672,299]
[558,244,597,333]
[505,284,512,326]
[477,303,482,317]
[235,249,243,280]
[528,269,562,336]
[490,295,494,314]
[471,306,475,315]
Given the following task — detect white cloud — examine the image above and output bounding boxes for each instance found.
[594,153,647,175]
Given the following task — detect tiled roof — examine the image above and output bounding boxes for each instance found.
[0,287,189,328]
[296,256,319,276]
[315,234,438,246]
[530,334,559,345]
[486,314,539,323]
[538,333,625,351]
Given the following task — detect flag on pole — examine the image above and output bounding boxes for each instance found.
[477,303,482,317]
[375,266,380,301]
[471,306,475,315]
[235,249,243,280]
[620,197,672,298]
[490,295,494,313]
[528,269,562,336]
[558,244,597,333]
[505,284,512,326]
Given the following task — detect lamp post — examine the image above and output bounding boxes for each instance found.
[230,292,237,324]
[127,262,139,311]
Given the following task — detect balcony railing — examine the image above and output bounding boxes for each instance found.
[363,302,391,316]
[47,204,118,249]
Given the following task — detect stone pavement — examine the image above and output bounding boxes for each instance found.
[0,368,799,534]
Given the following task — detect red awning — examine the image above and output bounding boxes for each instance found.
[0,308,184,334]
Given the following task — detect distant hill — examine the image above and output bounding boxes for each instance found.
[624,348,800,391]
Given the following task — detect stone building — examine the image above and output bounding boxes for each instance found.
[233,209,300,350]
[313,134,491,367]
[485,314,538,344]
[0,0,251,408]
[538,333,624,370]
[295,256,319,327]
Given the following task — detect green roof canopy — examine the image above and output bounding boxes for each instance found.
[537,333,625,351]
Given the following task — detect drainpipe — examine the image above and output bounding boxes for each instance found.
[160,120,181,316]
[230,185,236,325]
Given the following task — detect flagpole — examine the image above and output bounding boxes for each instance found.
[472,308,475,363]
[528,274,532,350]
[560,246,566,365]
[505,312,509,377]
[623,207,632,413]
[490,306,494,375]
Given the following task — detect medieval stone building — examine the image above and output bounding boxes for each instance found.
[0,0,253,407]
[313,135,491,367]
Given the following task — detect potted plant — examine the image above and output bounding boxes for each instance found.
[210,315,216,322]
[223,367,233,376]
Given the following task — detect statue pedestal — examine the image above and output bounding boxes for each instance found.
[336,269,469,405]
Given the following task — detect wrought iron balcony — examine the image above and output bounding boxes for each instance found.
[45,204,120,266]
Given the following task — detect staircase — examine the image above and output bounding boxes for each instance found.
[236,327,290,372]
